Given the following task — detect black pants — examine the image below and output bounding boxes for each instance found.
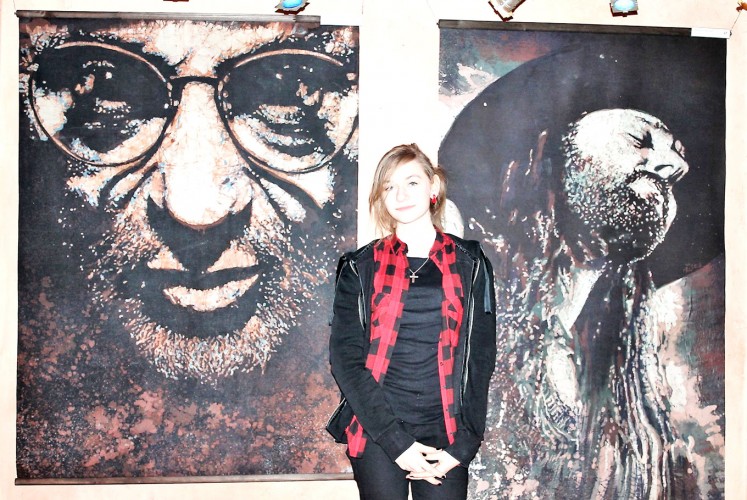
[348,423,468,500]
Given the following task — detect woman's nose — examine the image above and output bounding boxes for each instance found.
[641,148,689,184]
[153,82,253,229]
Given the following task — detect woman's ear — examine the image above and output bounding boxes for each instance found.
[431,174,442,198]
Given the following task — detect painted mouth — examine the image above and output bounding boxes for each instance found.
[625,173,675,235]
[116,262,279,338]
[163,274,260,311]
[629,172,671,204]
[153,265,263,311]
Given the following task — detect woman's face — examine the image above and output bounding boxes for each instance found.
[382,159,438,230]
[562,109,689,260]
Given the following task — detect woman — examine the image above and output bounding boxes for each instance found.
[328,143,497,499]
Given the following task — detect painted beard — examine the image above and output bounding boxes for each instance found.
[563,168,675,263]
[81,174,334,385]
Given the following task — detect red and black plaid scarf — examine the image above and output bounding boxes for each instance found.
[346,230,464,457]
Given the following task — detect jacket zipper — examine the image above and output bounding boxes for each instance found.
[349,259,366,331]
[460,256,480,407]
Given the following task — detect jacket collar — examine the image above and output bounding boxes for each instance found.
[348,232,481,265]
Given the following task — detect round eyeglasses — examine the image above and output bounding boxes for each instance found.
[28,41,358,174]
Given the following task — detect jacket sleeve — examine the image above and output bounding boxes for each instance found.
[445,250,497,466]
[328,256,415,461]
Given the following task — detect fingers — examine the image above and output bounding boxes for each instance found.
[406,472,443,485]
[406,473,442,485]
[403,458,440,475]
[411,442,439,454]
[405,470,433,478]
[432,464,452,479]
[395,442,442,475]
[405,450,460,484]
[404,460,446,483]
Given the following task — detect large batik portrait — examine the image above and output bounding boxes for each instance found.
[438,25,725,498]
[18,16,358,479]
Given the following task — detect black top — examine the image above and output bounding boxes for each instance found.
[383,257,443,425]
[329,234,497,465]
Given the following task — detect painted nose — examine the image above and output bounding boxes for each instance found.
[641,148,689,184]
[154,82,253,229]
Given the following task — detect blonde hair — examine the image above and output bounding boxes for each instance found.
[368,143,447,235]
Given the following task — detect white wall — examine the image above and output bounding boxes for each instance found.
[1,1,745,498]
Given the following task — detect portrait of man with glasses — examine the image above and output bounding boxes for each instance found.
[17,17,358,478]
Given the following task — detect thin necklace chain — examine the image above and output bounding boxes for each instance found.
[407,257,431,283]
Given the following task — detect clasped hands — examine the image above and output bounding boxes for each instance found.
[394,441,460,485]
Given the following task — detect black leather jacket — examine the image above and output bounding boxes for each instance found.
[329,234,497,466]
